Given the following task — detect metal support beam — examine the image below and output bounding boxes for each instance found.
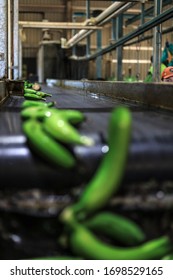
[125,0,172,26]
[7,0,12,79]
[72,15,77,56]
[19,30,22,79]
[86,0,90,57]
[153,0,162,82]
[65,2,129,49]
[96,30,102,79]
[0,0,8,79]
[116,14,123,81]
[71,7,173,61]
[13,0,19,79]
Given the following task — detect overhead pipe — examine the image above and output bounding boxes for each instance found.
[64,1,131,49]
[19,21,102,30]
[86,0,90,57]
[124,25,173,47]
[98,2,135,25]
[69,2,136,58]
[125,0,172,26]
[70,7,173,61]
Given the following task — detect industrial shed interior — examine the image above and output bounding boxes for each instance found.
[0,0,173,260]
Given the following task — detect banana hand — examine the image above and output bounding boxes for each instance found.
[22,100,55,109]
[24,93,46,101]
[43,112,94,146]
[36,91,52,98]
[21,106,93,146]
[21,107,53,120]
[23,119,76,168]
[69,224,171,260]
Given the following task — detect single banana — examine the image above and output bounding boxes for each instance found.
[69,224,171,260]
[42,112,94,146]
[36,91,52,97]
[24,88,37,94]
[71,107,131,220]
[21,106,52,120]
[83,212,145,246]
[21,100,55,109]
[62,110,85,125]
[23,119,76,168]
[24,93,46,101]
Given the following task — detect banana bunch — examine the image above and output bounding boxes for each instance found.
[24,88,52,100]
[21,100,94,169]
[29,107,173,260]
[58,107,172,260]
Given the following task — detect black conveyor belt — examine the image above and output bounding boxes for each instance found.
[0,85,173,260]
[0,86,173,189]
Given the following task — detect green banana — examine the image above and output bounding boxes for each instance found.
[71,107,131,219]
[36,91,52,98]
[21,107,90,145]
[62,110,85,125]
[83,212,145,246]
[69,224,171,260]
[21,100,55,109]
[24,81,33,88]
[24,87,52,97]
[21,106,52,120]
[42,112,94,146]
[23,119,76,168]
[24,88,37,94]
[24,93,46,101]
[161,252,173,260]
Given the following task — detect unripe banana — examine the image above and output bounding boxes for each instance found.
[83,212,145,246]
[24,93,46,101]
[24,81,33,88]
[69,224,171,260]
[23,119,76,168]
[62,110,85,124]
[21,107,51,120]
[162,253,173,260]
[71,107,131,219]
[24,88,37,94]
[21,100,55,109]
[42,113,94,146]
[36,91,52,97]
